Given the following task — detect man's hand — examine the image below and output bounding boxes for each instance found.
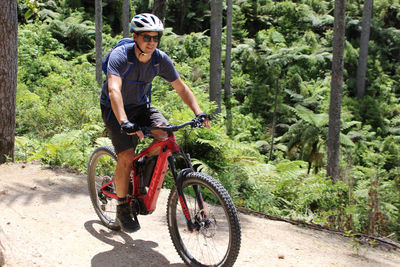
[120,120,138,133]
[120,120,144,140]
[195,113,211,128]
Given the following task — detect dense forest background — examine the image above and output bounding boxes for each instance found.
[15,0,400,240]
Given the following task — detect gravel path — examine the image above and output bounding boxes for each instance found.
[1,163,400,266]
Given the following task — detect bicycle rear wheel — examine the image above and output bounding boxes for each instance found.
[167,172,241,267]
[87,146,120,230]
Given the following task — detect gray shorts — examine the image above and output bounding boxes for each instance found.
[101,104,168,154]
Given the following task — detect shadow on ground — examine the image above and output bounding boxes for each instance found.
[84,220,185,267]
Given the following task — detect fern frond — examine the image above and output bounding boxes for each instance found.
[292,105,328,127]
[392,136,400,142]
[390,114,400,125]
[276,160,308,179]
[230,162,277,181]
[388,126,400,135]
[341,120,360,131]
[191,158,216,176]
[340,133,355,147]
[224,140,261,157]
[284,89,304,102]
[196,138,224,151]
[230,156,263,165]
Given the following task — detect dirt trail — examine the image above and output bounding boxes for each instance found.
[1,163,400,267]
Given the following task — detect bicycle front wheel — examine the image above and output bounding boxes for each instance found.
[167,172,241,267]
[87,146,120,230]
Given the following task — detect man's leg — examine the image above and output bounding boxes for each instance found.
[101,105,140,232]
[115,148,134,198]
[147,126,168,157]
[114,148,141,233]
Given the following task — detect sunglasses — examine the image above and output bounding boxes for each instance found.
[141,34,161,42]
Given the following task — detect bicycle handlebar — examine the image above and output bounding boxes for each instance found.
[139,115,210,138]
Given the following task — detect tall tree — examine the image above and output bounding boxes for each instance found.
[327,0,347,182]
[122,0,130,37]
[210,0,222,113]
[224,0,233,134]
[269,79,279,162]
[152,0,167,22]
[95,0,102,85]
[0,0,18,164]
[356,0,373,99]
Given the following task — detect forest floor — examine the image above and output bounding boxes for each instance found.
[1,162,400,267]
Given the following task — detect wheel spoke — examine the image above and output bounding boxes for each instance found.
[167,173,241,266]
[87,147,120,231]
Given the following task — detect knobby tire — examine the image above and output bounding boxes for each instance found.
[87,146,120,230]
[167,172,241,267]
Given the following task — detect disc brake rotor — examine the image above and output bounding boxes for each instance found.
[195,210,217,238]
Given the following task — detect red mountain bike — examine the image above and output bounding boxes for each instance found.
[87,117,241,266]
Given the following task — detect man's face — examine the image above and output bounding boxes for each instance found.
[134,31,160,54]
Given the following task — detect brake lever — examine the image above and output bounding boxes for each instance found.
[191,119,204,128]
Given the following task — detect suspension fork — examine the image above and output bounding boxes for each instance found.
[193,184,207,216]
[168,155,198,231]
[179,152,206,213]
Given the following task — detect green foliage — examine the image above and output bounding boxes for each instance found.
[16,22,101,138]
[46,11,95,53]
[23,125,103,173]
[14,0,400,241]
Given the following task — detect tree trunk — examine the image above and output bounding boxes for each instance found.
[368,172,379,236]
[269,79,279,161]
[210,0,222,113]
[178,0,187,34]
[122,0,130,38]
[356,0,373,99]
[152,0,167,22]
[224,0,233,134]
[0,0,18,164]
[95,0,103,85]
[327,0,346,183]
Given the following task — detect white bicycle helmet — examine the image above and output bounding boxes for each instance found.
[130,13,164,33]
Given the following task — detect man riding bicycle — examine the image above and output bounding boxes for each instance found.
[100,13,209,232]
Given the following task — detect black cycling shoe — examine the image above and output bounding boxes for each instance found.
[116,203,141,233]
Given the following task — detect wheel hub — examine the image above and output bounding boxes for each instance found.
[194,210,217,238]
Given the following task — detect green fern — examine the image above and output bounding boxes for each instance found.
[276,160,308,179]
[191,158,217,176]
[291,105,329,128]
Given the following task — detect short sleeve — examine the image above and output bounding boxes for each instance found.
[107,46,128,77]
[158,51,179,82]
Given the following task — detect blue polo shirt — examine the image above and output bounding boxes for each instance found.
[100,44,179,107]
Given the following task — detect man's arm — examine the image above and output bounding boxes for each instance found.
[171,77,202,115]
[171,77,210,128]
[108,74,127,124]
[108,74,144,138]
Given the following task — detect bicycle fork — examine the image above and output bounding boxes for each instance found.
[168,156,205,233]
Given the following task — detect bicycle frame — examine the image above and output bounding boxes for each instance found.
[100,134,200,230]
